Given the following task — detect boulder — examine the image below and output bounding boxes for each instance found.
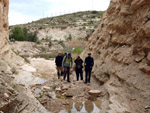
[42,86,51,91]
[55,87,61,92]
[65,88,83,97]
[88,90,101,97]
[4,93,9,99]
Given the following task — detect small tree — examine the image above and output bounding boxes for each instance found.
[27,31,38,42]
[10,27,38,42]
[11,27,27,41]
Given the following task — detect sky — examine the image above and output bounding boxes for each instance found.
[9,0,111,25]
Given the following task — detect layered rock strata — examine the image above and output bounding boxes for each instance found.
[82,0,150,112]
[0,0,23,73]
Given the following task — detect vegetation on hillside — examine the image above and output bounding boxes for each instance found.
[9,11,104,29]
[9,27,38,42]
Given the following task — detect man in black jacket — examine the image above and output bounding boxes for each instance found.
[55,52,63,79]
[74,56,83,81]
[84,53,94,83]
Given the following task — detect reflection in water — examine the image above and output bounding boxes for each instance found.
[60,101,101,113]
[75,102,83,111]
[71,102,78,113]
[59,110,68,113]
[36,78,46,85]
[92,102,100,113]
[80,102,88,113]
[34,88,41,93]
[85,101,93,113]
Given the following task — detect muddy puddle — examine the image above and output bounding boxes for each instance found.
[60,101,101,113]
[35,78,46,85]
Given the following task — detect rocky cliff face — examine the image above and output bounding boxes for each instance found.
[0,0,23,73]
[82,0,150,112]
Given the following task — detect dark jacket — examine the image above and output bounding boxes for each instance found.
[84,56,94,69]
[55,55,63,67]
[74,58,83,69]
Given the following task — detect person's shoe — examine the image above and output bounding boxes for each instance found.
[67,81,71,82]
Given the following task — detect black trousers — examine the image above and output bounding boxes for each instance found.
[85,68,92,83]
[75,68,83,81]
[64,67,70,82]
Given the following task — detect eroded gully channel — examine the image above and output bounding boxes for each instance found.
[16,58,109,113]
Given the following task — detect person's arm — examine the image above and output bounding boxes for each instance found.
[91,57,94,67]
[70,57,73,67]
[55,56,57,64]
[84,57,87,66]
[81,59,83,64]
[74,59,76,64]
[81,59,83,68]
[62,56,66,67]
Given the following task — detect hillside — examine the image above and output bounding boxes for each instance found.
[82,0,150,112]
[9,11,104,41]
[9,11,104,59]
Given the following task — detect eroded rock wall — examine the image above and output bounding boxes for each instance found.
[82,0,150,112]
[0,0,23,73]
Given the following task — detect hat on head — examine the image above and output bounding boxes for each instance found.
[68,53,71,57]
[64,52,67,55]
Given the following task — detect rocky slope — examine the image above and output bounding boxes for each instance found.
[82,0,150,112]
[0,1,50,113]
[0,0,23,73]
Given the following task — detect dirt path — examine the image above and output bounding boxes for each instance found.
[27,58,109,113]
[12,58,109,113]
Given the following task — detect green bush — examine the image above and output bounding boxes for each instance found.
[91,11,99,14]
[58,40,65,48]
[10,27,27,41]
[27,31,38,42]
[10,26,38,42]
[71,47,83,54]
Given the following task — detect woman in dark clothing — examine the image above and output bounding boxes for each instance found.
[74,56,83,81]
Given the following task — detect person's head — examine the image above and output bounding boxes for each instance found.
[64,52,67,56]
[77,56,80,59]
[58,52,61,56]
[68,53,71,57]
[88,53,91,56]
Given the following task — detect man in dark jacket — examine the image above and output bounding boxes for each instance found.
[74,56,83,81]
[55,52,63,79]
[84,53,94,83]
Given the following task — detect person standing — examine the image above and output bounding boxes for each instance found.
[74,56,83,81]
[61,52,67,76]
[62,53,73,82]
[84,53,94,83]
[55,52,63,79]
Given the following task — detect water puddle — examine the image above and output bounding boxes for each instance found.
[59,110,68,113]
[60,101,101,113]
[36,78,46,85]
[48,92,56,99]
[34,88,41,93]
